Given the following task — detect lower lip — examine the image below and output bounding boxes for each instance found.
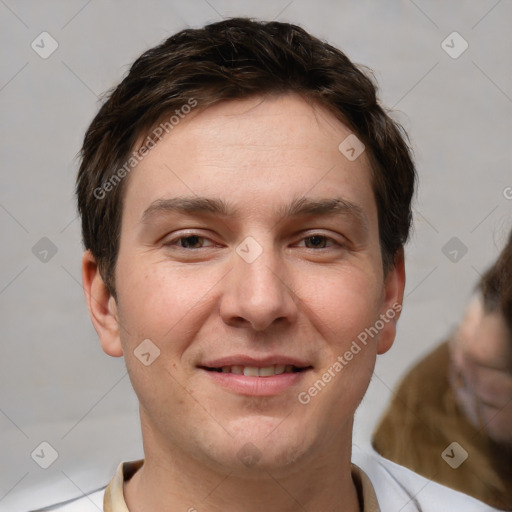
[202,369,308,396]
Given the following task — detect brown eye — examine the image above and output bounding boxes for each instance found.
[165,234,215,249]
[303,235,330,249]
[178,235,204,249]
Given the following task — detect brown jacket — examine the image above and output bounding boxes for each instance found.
[372,341,512,510]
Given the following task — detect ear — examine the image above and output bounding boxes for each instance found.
[81,250,123,357]
[377,248,405,355]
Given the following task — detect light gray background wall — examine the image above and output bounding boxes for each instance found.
[1,1,511,510]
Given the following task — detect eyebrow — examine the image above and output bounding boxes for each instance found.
[141,196,369,230]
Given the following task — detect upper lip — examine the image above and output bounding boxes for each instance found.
[199,355,312,368]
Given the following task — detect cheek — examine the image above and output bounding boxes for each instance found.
[307,266,383,345]
[116,258,215,342]
[115,262,209,423]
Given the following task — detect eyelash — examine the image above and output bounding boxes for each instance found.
[165,232,343,250]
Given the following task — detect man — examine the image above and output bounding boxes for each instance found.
[373,231,512,509]
[52,17,498,511]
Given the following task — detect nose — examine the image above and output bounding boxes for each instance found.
[219,243,298,332]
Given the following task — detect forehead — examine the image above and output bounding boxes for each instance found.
[122,94,376,226]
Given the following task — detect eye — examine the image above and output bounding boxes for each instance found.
[298,234,340,249]
[166,234,215,249]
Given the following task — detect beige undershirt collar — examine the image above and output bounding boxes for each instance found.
[103,459,380,512]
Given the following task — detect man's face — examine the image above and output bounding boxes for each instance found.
[97,94,403,472]
[451,297,512,444]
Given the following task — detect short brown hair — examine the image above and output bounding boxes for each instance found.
[479,231,512,338]
[76,17,416,296]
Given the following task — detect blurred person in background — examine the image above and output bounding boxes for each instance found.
[373,230,512,510]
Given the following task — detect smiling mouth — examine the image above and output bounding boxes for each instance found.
[200,365,312,377]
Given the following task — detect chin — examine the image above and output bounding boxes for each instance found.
[227,441,312,476]
[200,417,317,474]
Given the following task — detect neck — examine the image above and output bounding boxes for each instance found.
[124,417,361,512]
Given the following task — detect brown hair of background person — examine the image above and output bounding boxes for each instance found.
[480,229,512,334]
[372,231,512,510]
[76,17,416,298]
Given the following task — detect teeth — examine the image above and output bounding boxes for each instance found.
[217,365,300,376]
[274,365,286,375]
[259,366,275,377]
[243,366,259,377]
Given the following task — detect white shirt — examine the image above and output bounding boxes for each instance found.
[35,446,500,511]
